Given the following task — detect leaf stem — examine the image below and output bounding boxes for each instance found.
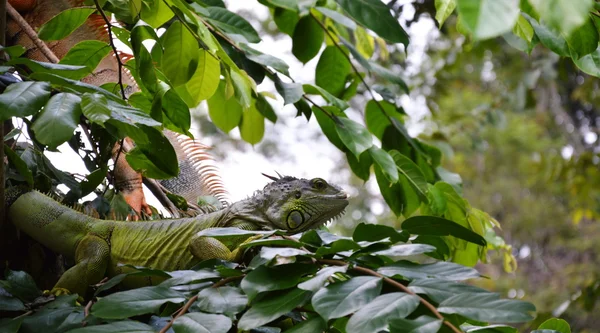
[318,258,463,333]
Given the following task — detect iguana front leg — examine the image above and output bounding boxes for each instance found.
[51,235,110,297]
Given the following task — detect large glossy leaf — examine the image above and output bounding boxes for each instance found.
[524,15,569,57]
[367,146,398,182]
[239,102,265,144]
[435,0,456,26]
[456,0,519,39]
[204,7,260,43]
[373,244,437,257]
[126,128,180,179]
[38,8,95,41]
[0,81,51,121]
[161,88,191,134]
[297,265,348,292]
[284,316,327,333]
[241,264,317,300]
[315,45,351,97]
[91,286,185,319]
[346,293,420,333]
[572,46,600,77]
[528,0,593,36]
[59,40,112,71]
[207,81,243,132]
[388,316,443,333]
[389,150,427,195]
[237,288,311,330]
[140,0,174,28]
[364,99,400,139]
[378,260,480,281]
[67,321,156,333]
[239,43,290,76]
[402,216,487,246]
[408,278,489,303]
[566,17,599,59]
[335,117,373,158]
[375,164,421,217]
[8,58,90,80]
[335,0,409,45]
[29,72,122,102]
[172,312,232,333]
[437,293,536,323]
[292,16,324,63]
[162,21,199,86]
[180,49,221,106]
[346,149,373,181]
[273,7,300,36]
[312,276,382,320]
[195,287,247,316]
[352,223,408,243]
[31,93,82,149]
[1,270,41,302]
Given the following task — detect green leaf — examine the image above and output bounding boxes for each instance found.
[240,102,265,144]
[207,80,243,132]
[369,61,409,92]
[524,14,569,56]
[283,316,327,333]
[335,0,409,45]
[353,223,408,243]
[315,45,351,97]
[8,58,90,80]
[566,16,599,59]
[261,0,298,11]
[256,93,278,123]
[292,16,324,63]
[162,21,199,86]
[239,43,290,76]
[182,49,221,106]
[388,316,443,333]
[364,99,400,139]
[312,276,383,320]
[29,72,122,102]
[313,106,345,150]
[390,150,427,195]
[80,93,112,124]
[529,0,593,36]
[0,317,23,333]
[59,40,112,71]
[513,14,534,42]
[408,278,489,303]
[239,238,302,249]
[230,70,253,109]
[435,0,456,26]
[437,293,536,323]
[0,81,51,121]
[2,270,41,302]
[31,93,82,149]
[369,146,399,183]
[373,244,437,257]
[126,129,180,179]
[0,294,25,311]
[355,26,375,59]
[4,145,34,186]
[172,312,232,333]
[67,321,156,333]
[346,149,373,181]
[242,264,317,300]
[297,265,348,292]
[464,324,518,332]
[378,260,480,281]
[195,287,247,316]
[316,7,356,29]
[537,318,571,333]
[346,293,420,333]
[335,117,373,157]
[237,288,311,330]
[140,0,174,28]
[205,7,261,43]
[402,216,487,246]
[273,7,300,36]
[38,8,95,41]
[259,247,310,261]
[303,84,349,110]
[91,286,186,319]
[572,46,600,77]
[0,45,25,58]
[274,76,303,105]
[456,0,519,39]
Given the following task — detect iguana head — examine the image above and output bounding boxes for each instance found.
[241,175,348,232]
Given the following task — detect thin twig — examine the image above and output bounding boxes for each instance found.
[13,310,33,320]
[143,178,181,218]
[318,259,463,333]
[6,4,60,63]
[92,0,126,99]
[83,300,93,317]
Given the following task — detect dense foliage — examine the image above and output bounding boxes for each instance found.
[1,0,598,331]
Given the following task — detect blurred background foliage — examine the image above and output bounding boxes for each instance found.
[195,1,599,331]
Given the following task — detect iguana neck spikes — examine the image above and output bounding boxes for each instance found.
[6,0,229,215]
[7,176,348,295]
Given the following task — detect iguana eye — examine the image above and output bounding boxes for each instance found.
[312,178,327,190]
[287,210,304,229]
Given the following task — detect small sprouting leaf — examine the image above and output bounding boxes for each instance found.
[437,293,536,323]
[91,286,186,319]
[162,21,199,86]
[389,316,443,333]
[205,7,261,43]
[59,40,112,71]
[335,117,373,158]
[237,288,311,330]
[292,16,324,63]
[31,93,82,149]
[312,276,383,321]
[172,312,232,333]
[402,216,487,246]
[346,293,420,333]
[0,81,51,121]
[38,8,95,41]
[378,260,480,281]
[335,0,409,45]
[195,287,247,316]
[315,45,351,97]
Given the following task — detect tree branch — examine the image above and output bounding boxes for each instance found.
[6,3,59,63]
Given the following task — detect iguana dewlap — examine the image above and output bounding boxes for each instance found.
[6,0,228,214]
[7,177,348,296]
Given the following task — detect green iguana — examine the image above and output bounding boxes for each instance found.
[6,176,348,296]
[5,0,229,216]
